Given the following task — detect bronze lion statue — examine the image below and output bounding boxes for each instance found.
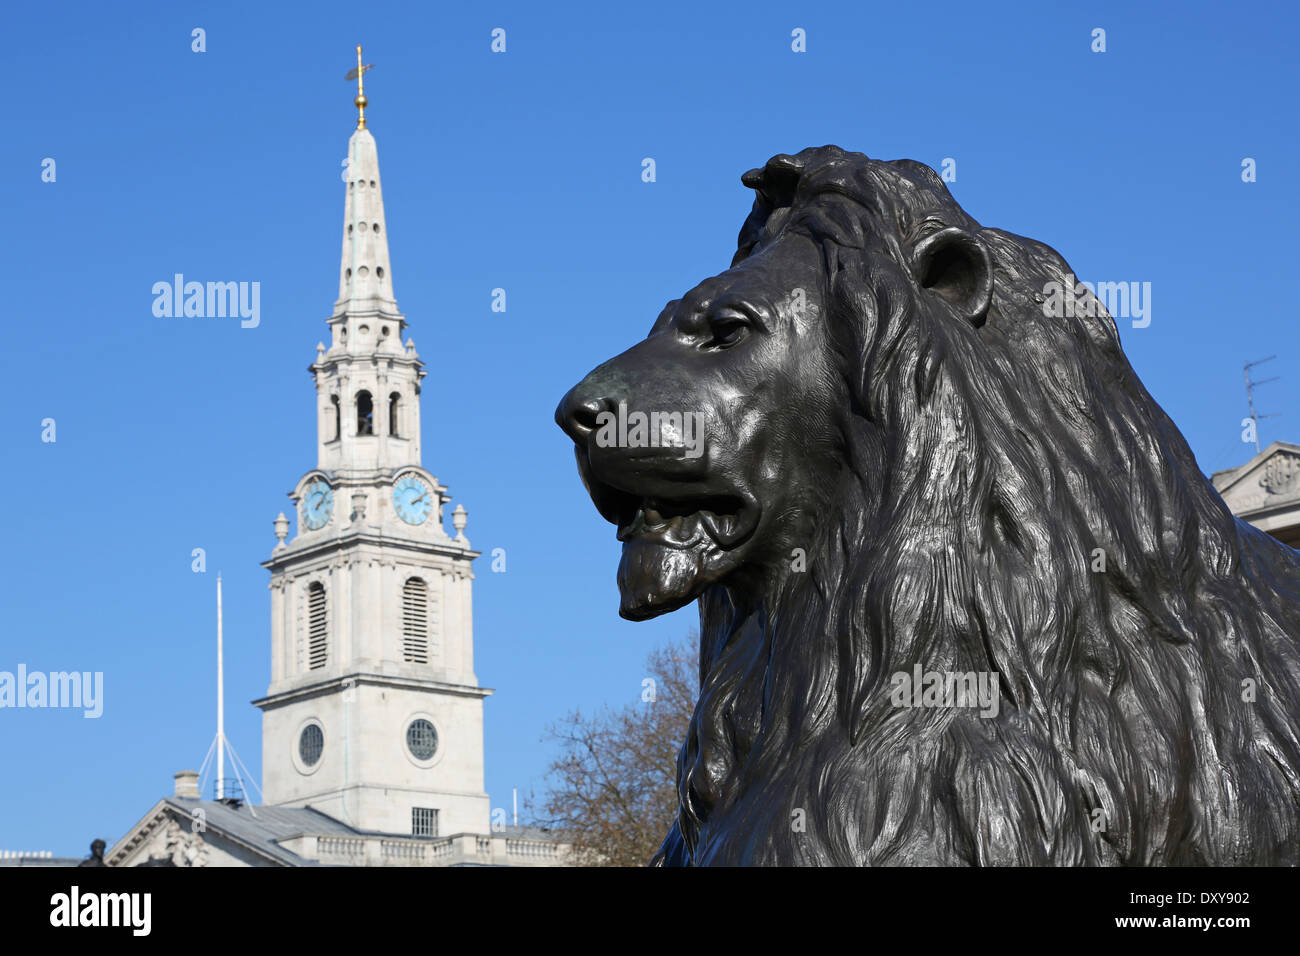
[555,146,1300,865]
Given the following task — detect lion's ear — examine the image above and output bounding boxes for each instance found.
[910,227,994,327]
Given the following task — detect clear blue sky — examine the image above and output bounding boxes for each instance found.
[2,0,1296,855]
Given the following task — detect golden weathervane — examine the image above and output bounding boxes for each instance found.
[345,45,375,129]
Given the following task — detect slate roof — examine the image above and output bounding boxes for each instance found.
[111,797,568,866]
[157,797,361,866]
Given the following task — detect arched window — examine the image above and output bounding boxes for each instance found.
[329,395,340,442]
[388,392,401,437]
[307,582,328,670]
[402,577,429,664]
[356,391,374,435]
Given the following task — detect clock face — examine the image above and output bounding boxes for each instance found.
[393,474,433,525]
[301,479,333,531]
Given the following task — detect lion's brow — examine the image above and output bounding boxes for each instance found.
[676,285,724,323]
[710,294,770,331]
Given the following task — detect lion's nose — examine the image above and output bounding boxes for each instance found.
[555,386,614,446]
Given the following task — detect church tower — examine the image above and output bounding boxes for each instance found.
[256,52,490,839]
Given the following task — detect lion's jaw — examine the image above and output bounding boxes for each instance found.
[565,408,768,621]
[557,234,841,621]
[616,494,758,620]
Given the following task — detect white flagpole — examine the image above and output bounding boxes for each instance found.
[217,573,225,801]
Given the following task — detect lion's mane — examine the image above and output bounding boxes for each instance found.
[659,146,1300,866]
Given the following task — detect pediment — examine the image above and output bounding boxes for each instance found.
[1214,444,1300,515]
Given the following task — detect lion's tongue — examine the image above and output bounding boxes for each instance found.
[617,536,706,620]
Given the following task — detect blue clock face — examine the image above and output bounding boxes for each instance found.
[302,480,333,531]
[393,474,433,525]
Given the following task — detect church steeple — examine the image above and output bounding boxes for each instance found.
[311,54,425,476]
[258,51,490,840]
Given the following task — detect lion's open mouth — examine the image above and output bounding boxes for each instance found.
[612,490,759,620]
[576,452,759,550]
[573,450,762,619]
[615,495,754,548]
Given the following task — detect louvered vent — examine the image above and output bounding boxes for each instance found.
[307,582,328,670]
[402,577,429,664]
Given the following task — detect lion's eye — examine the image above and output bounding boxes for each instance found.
[705,315,750,349]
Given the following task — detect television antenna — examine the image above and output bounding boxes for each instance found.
[1243,356,1280,453]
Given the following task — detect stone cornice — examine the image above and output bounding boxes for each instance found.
[263,530,479,571]
[311,351,424,374]
[253,671,493,711]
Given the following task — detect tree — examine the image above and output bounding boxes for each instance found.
[534,633,697,866]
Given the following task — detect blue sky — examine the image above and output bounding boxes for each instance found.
[2,0,1296,855]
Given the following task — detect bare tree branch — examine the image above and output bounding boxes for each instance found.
[531,633,698,866]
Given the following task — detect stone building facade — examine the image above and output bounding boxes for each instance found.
[1212,441,1300,548]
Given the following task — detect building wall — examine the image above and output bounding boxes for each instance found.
[1212,442,1300,548]
[261,675,490,837]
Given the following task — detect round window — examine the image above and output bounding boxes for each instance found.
[406,718,438,761]
[299,724,324,767]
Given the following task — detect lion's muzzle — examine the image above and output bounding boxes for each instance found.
[556,357,761,620]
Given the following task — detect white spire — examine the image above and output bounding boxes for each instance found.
[311,91,425,474]
[336,127,399,317]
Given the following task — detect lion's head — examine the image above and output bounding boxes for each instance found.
[556,146,1300,866]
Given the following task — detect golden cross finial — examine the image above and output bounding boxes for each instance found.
[345,45,375,129]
